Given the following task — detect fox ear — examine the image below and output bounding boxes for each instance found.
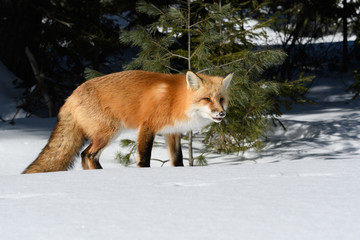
[222,73,233,90]
[186,71,202,90]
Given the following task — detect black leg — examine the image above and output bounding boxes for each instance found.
[137,124,155,167]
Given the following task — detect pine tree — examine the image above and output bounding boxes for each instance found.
[119,0,310,165]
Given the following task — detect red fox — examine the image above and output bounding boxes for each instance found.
[23,70,232,173]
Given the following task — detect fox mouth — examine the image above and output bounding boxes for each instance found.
[211,117,223,123]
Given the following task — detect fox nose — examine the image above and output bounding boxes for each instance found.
[219,111,226,117]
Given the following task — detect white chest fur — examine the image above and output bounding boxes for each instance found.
[158,108,213,135]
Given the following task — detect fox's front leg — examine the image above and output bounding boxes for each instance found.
[166,134,183,166]
[137,124,155,167]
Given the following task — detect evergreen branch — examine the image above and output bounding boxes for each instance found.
[161,64,183,74]
[189,16,212,28]
[168,6,187,24]
[136,1,165,16]
[142,28,188,61]
[137,26,188,61]
[84,67,104,80]
[168,52,189,61]
[190,42,205,60]
[150,4,165,15]
[245,61,261,76]
[245,50,287,76]
[198,50,283,74]
[197,50,266,73]
[38,6,73,28]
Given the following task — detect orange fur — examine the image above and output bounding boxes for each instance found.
[22,70,232,173]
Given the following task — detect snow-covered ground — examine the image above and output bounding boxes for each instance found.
[1,61,360,239]
[2,160,360,240]
[244,19,357,45]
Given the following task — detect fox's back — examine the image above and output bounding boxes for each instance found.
[68,70,191,130]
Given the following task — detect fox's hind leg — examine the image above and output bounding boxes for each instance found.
[81,129,119,170]
[81,142,104,169]
[166,134,183,167]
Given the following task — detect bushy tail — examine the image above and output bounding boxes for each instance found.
[23,106,85,174]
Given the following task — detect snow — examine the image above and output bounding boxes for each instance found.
[1,59,360,240]
[2,161,360,240]
[244,19,357,45]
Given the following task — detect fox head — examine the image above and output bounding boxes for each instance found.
[186,71,233,123]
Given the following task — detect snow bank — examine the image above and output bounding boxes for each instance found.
[1,160,360,240]
[244,19,357,45]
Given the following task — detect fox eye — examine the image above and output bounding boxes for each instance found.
[220,97,224,103]
[203,98,212,102]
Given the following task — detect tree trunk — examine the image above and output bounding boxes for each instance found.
[187,0,194,166]
[342,0,349,72]
[25,47,54,117]
[281,2,309,80]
